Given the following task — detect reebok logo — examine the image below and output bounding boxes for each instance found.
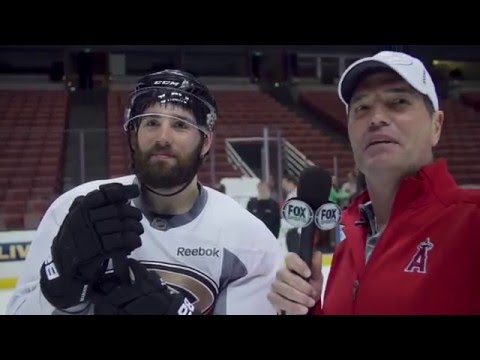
[177,247,220,257]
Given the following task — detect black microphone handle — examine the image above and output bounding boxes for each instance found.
[298,222,316,272]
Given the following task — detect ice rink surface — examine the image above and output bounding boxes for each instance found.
[0,290,12,314]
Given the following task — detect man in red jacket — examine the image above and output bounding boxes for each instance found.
[267,50,480,315]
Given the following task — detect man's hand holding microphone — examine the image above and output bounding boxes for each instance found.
[268,251,324,315]
[268,167,341,315]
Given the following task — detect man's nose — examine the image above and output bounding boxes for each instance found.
[369,105,390,129]
[154,122,173,145]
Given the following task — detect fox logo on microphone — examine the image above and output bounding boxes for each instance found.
[315,202,342,230]
[281,199,314,228]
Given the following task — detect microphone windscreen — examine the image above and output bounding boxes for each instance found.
[297,166,332,210]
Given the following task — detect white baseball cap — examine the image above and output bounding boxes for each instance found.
[338,51,439,112]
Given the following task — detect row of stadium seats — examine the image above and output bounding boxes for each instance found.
[2,87,480,231]
[0,90,67,230]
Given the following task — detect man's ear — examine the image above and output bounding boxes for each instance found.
[201,132,213,158]
[431,110,444,147]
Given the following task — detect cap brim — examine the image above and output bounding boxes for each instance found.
[339,60,395,106]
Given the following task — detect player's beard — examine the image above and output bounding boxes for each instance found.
[133,139,204,189]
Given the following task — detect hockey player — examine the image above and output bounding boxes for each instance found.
[7,70,284,315]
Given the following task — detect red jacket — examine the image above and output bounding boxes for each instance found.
[314,159,480,315]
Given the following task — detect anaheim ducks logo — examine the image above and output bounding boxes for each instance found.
[140,261,218,315]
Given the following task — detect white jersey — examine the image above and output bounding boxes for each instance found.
[278,187,299,250]
[6,176,285,315]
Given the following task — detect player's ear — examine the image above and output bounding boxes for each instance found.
[200,132,213,158]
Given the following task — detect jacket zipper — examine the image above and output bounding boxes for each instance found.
[353,279,360,301]
[351,221,388,307]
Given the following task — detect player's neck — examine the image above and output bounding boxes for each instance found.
[144,178,200,215]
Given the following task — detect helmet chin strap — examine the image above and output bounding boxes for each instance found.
[142,178,194,197]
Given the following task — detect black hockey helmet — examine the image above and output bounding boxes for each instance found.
[123,69,218,134]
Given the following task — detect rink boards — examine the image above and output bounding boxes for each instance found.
[0,230,333,289]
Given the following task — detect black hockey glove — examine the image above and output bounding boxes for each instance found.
[40,183,144,309]
[92,258,200,315]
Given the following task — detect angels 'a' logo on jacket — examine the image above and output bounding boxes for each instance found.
[404,238,434,274]
[141,261,218,315]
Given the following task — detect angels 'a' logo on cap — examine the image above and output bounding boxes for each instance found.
[314,202,342,230]
[281,199,313,228]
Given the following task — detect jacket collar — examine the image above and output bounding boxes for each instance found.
[346,158,457,221]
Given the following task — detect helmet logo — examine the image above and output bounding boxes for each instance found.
[206,113,215,130]
[180,80,190,89]
[153,80,180,86]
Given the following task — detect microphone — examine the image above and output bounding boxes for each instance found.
[282,166,341,269]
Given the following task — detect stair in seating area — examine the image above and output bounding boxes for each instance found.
[214,90,355,182]
[435,98,480,185]
[298,89,348,134]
